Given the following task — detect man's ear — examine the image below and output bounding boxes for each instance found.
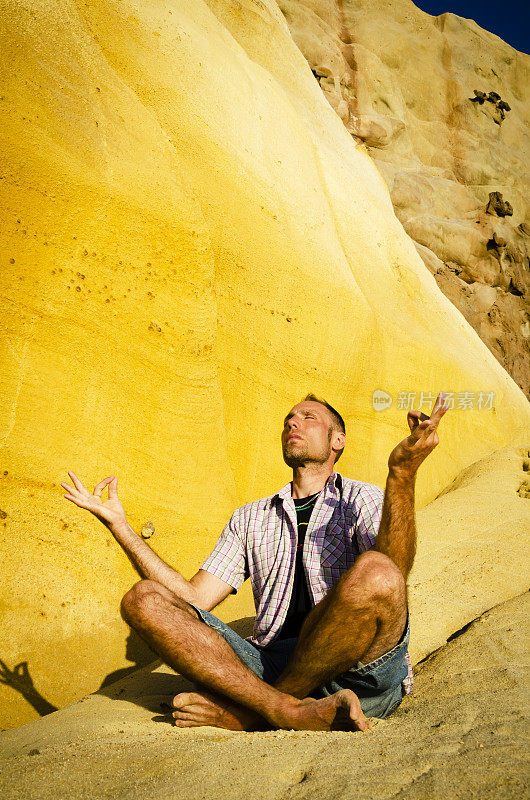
[332,431,346,452]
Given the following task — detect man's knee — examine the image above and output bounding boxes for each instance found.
[121,580,160,622]
[120,579,188,624]
[337,551,406,609]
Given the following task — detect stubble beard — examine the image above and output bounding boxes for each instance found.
[282,436,332,468]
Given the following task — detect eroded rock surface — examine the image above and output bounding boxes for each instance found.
[0,0,529,730]
[280,0,530,395]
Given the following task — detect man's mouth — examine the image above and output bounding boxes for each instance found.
[287,434,302,441]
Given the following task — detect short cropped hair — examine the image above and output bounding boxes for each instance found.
[302,393,346,463]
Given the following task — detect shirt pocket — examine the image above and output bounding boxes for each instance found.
[320,523,354,571]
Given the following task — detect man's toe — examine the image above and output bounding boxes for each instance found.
[172,692,195,709]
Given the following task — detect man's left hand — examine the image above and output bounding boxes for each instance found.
[387,391,450,481]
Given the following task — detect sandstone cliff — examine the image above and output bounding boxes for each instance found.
[0,0,528,734]
[280,0,530,395]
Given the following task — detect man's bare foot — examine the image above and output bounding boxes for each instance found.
[171,688,370,733]
[171,689,267,731]
[274,689,371,732]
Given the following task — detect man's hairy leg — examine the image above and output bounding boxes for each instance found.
[172,550,406,727]
[274,550,408,699]
[120,580,370,732]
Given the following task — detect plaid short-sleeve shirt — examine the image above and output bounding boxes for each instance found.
[200,471,413,694]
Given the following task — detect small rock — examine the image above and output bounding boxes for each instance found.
[141,522,155,539]
[487,91,501,103]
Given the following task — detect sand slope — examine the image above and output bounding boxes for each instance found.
[0,592,527,800]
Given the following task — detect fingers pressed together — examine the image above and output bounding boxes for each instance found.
[60,471,117,499]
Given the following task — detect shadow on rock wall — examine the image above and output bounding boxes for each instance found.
[0,659,58,718]
[99,629,159,689]
[96,617,256,721]
[1,628,160,721]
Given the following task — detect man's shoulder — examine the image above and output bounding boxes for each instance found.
[228,491,280,523]
[339,475,385,505]
[227,475,384,522]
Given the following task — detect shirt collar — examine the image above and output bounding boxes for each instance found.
[274,471,342,503]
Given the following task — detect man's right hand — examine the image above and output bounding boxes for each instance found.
[61,471,128,529]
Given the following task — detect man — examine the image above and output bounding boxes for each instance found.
[62,391,449,731]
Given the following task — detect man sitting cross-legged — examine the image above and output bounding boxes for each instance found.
[62,391,449,731]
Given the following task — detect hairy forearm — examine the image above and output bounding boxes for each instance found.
[374,470,416,580]
[109,519,200,604]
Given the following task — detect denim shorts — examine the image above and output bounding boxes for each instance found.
[190,605,410,719]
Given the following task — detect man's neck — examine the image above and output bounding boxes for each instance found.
[291,465,334,499]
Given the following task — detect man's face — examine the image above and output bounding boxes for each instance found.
[281,401,342,468]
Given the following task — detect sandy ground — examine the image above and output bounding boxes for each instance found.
[0,591,527,800]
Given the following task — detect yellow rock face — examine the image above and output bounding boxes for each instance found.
[0,1,528,729]
[280,0,530,394]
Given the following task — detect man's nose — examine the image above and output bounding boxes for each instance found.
[287,417,300,430]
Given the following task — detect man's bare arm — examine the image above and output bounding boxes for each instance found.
[375,472,417,580]
[108,517,233,610]
[375,392,450,580]
[61,471,234,611]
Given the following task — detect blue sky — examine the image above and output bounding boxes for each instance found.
[414,0,529,54]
